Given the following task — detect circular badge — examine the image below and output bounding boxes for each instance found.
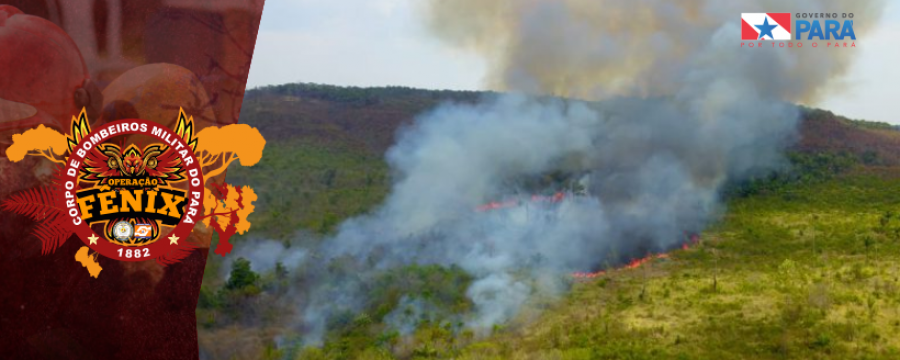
[113,221,134,242]
[58,118,204,262]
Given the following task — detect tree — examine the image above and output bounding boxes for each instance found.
[226,257,260,291]
[195,123,266,179]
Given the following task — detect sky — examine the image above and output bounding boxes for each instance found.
[246,0,900,124]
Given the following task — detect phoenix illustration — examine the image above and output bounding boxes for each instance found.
[67,111,198,186]
[82,143,184,184]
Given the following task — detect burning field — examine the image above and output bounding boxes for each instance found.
[284,0,884,344]
[194,0,900,359]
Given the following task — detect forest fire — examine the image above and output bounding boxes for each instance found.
[476,194,702,280]
[475,192,567,212]
[571,253,667,279]
[570,233,700,279]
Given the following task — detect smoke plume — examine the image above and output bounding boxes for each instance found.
[421,0,883,102]
[290,0,886,344]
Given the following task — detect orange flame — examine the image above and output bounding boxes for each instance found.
[571,234,700,280]
[475,192,567,212]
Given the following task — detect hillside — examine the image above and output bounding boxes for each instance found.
[239,83,490,154]
[228,83,900,240]
[200,83,900,359]
[241,84,900,164]
[447,174,900,359]
[226,84,485,238]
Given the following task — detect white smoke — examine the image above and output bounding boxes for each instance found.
[384,296,442,336]
[224,239,307,279]
[289,0,885,345]
[465,273,531,332]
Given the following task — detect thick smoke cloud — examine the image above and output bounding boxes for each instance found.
[421,0,884,102]
[287,0,886,344]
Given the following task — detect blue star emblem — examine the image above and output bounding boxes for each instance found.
[754,17,778,40]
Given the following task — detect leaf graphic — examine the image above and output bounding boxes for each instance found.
[201,182,257,256]
[1,183,72,254]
